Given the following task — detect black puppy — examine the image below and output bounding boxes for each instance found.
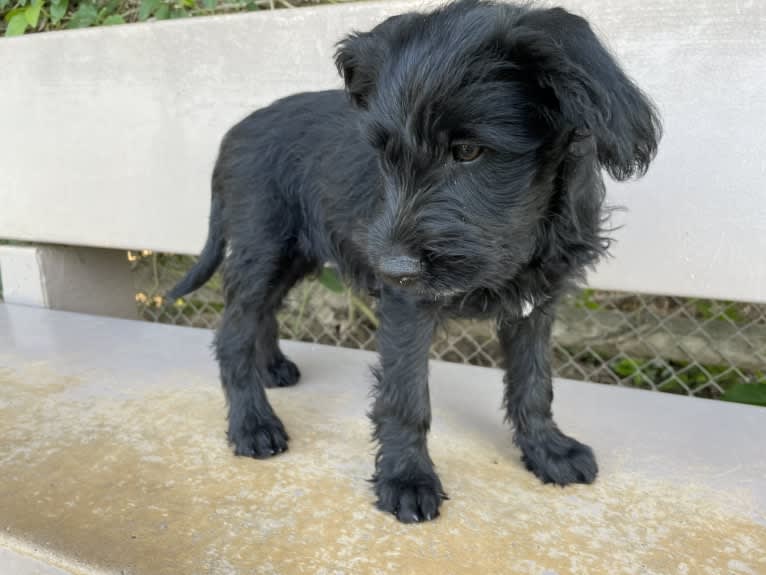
[169,0,660,523]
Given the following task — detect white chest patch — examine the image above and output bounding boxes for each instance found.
[520,299,535,318]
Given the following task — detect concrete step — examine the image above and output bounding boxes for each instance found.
[1,304,764,574]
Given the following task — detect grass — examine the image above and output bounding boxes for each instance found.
[1,0,361,37]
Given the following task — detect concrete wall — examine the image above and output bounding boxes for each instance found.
[0,0,764,303]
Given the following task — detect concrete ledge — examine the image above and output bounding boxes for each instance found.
[1,304,764,574]
[0,546,77,575]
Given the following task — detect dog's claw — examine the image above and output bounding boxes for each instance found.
[374,472,445,524]
[518,430,598,486]
[229,416,289,459]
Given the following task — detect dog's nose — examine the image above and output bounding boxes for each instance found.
[378,255,421,288]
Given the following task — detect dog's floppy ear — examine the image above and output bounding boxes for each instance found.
[335,32,380,109]
[335,13,419,109]
[511,8,661,181]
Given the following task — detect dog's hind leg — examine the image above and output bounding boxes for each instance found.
[215,246,315,458]
[370,287,446,523]
[498,305,598,485]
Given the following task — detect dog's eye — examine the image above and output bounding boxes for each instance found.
[451,143,483,162]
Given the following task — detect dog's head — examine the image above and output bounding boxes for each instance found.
[336,0,661,299]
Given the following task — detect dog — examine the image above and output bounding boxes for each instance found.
[169,0,660,523]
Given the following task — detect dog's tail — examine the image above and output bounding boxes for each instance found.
[166,193,225,301]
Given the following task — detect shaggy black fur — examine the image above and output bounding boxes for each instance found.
[169,0,660,523]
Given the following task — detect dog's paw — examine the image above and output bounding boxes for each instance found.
[373,471,447,523]
[265,356,301,388]
[229,416,289,459]
[518,430,598,486]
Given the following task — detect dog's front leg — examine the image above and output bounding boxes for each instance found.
[371,286,445,523]
[498,305,598,485]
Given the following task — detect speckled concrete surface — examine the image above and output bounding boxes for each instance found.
[1,305,765,575]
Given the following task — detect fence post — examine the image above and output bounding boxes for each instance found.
[0,245,137,319]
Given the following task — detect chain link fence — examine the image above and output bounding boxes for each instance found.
[132,251,766,400]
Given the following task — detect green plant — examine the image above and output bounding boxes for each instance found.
[610,357,651,388]
[2,0,44,36]
[317,266,378,328]
[721,383,766,407]
[605,353,766,405]
[575,288,601,310]
[1,0,262,36]
[692,298,747,323]
[2,0,361,36]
